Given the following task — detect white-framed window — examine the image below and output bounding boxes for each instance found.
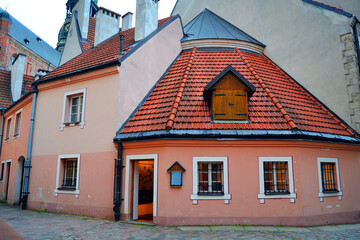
[317,157,342,201]
[13,109,22,138]
[60,89,86,131]
[54,154,80,197]
[4,116,12,142]
[258,157,296,203]
[191,157,231,204]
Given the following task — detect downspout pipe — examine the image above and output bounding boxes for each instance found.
[21,88,38,210]
[113,142,123,221]
[0,108,5,158]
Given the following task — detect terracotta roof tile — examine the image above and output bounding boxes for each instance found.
[121,48,355,137]
[43,17,172,80]
[81,17,96,51]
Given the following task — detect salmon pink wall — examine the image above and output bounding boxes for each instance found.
[122,139,360,226]
[0,95,33,204]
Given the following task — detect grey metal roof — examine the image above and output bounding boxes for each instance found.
[1,8,61,67]
[182,8,265,47]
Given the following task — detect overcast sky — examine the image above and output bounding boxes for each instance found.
[0,0,177,48]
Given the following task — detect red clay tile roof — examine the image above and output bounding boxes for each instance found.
[121,48,355,137]
[43,17,172,81]
[0,69,34,108]
[81,17,96,51]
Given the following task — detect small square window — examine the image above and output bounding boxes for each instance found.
[191,157,231,204]
[55,154,80,196]
[4,117,12,141]
[61,89,86,131]
[258,157,296,202]
[317,158,342,200]
[13,110,22,138]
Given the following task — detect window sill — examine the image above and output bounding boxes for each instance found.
[12,134,20,139]
[258,193,296,203]
[60,121,85,131]
[318,191,342,201]
[4,138,10,142]
[191,193,231,204]
[54,189,80,197]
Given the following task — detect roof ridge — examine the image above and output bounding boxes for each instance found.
[165,47,197,130]
[261,54,356,137]
[236,48,298,130]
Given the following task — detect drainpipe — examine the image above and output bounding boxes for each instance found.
[113,142,123,221]
[21,88,38,210]
[0,108,5,158]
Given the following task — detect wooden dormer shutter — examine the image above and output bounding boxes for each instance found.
[204,65,256,122]
[212,90,248,120]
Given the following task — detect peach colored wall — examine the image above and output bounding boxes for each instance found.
[117,17,183,130]
[28,152,114,219]
[122,139,360,226]
[29,67,119,218]
[0,95,33,204]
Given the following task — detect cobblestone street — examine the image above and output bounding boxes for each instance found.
[1,203,360,239]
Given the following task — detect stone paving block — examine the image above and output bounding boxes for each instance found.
[210,226,245,231]
[243,226,277,231]
[275,226,311,232]
[178,226,212,231]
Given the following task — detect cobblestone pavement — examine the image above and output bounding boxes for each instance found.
[1,203,360,239]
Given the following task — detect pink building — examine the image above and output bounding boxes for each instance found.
[0,1,360,227]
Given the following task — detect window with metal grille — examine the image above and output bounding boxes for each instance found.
[198,162,224,195]
[61,159,77,190]
[320,162,338,193]
[263,162,289,195]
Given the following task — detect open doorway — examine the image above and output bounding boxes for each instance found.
[133,160,154,222]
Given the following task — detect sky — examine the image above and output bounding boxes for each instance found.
[0,0,177,48]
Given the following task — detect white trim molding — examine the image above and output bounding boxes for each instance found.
[317,157,342,201]
[124,154,158,217]
[60,88,87,131]
[4,116,12,142]
[13,109,22,139]
[258,157,296,203]
[191,157,231,204]
[54,154,81,197]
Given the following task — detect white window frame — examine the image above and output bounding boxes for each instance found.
[54,154,81,197]
[258,157,296,203]
[191,157,231,204]
[317,157,342,201]
[60,89,86,131]
[4,116,12,142]
[13,109,22,138]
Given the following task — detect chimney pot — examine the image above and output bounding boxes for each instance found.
[122,12,133,31]
[135,0,159,42]
[94,7,121,46]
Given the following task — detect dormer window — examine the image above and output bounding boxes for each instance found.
[204,65,255,121]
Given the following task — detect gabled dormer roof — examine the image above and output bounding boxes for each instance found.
[204,65,256,97]
[182,8,265,48]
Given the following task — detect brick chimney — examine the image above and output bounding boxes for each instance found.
[10,54,26,102]
[122,12,133,31]
[94,7,121,46]
[135,0,159,42]
[73,0,91,40]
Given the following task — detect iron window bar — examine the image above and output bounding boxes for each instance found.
[321,162,338,193]
[58,159,77,190]
[198,162,224,196]
[264,162,290,195]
